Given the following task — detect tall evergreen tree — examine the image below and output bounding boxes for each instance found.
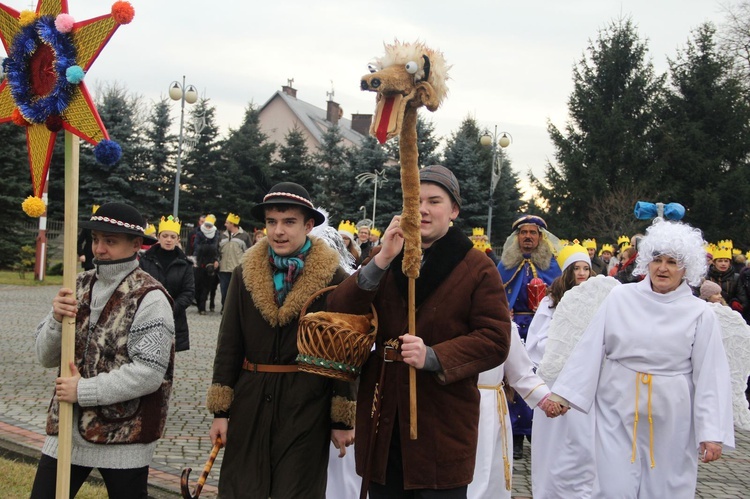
[384,115,443,167]
[220,104,275,227]
[534,18,665,239]
[313,125,352,223]
[139,97,175,217]
[270,126,313,187]
[442,116,522,241]
[179,97,224,223]
[655,23,750,244]
[0,123,37,268]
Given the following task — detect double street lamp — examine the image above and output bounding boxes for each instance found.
[480,126,512,242]
[169,76,198,217]
[356,169,388,227]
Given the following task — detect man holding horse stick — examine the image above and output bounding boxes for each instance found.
[31,202,175,499]
[206,182,356,498]
[328,165,512,498]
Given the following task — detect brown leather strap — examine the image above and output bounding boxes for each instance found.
[242,359,298,373]
[374,344,404,362]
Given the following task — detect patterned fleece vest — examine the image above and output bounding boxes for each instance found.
[46,268,174,444]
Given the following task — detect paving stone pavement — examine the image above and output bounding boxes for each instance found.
[1,283,749,498]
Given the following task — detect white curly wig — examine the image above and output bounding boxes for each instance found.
[632,218,707,286]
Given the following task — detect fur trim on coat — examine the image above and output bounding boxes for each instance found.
[331,395,357,428]
[500,235,554,271]
[241,236,341,327]
[206,383,234,413]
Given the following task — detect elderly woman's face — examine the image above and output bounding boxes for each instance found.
[648,254,686,294]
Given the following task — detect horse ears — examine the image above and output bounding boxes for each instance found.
[416,82,439,111]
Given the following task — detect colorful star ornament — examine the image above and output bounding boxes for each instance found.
[0,0,135,216]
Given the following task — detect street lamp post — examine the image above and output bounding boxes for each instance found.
[480,126,512,242]
[169,76,198,217]
[356,169,388,227]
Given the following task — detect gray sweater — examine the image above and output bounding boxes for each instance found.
[35,258,175,469]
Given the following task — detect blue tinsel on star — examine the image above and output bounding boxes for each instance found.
[6,16,77,123]
[94,140,122,167]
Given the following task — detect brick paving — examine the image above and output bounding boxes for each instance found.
[1,283,748,498]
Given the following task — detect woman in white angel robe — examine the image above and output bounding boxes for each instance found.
[526,294,597,498]
[552,275,735,497]
[468,323,551,499]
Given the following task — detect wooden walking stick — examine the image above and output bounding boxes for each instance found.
[181,437,223,499]
[360,41,449,439]
[0,2,134,496]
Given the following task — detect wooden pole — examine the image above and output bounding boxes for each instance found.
[408,278,417,440]
[56,132,79,499]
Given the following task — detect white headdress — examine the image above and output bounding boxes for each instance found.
[632,218,707,286]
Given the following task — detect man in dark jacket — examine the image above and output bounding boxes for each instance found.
[140,216,195,351]
[206,183,355,498]
[329,166,511,497]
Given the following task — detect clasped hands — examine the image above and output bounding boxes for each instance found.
[538,397,568,418]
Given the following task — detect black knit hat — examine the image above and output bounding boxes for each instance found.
[250,182,325,226]
[419,165,462,207]
[79,202,157,244]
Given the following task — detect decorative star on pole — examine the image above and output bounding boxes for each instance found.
[0,0,134,216]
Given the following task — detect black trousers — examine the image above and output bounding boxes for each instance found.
[368,424,468,499]
[30,454,149,499]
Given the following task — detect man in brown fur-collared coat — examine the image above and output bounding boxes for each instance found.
[328,166,511,498]
[206,183,355,499]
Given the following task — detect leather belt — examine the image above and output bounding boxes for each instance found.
[375,343,404,362]
[242,359,299,373]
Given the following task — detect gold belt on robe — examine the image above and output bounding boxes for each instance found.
[478,382,512,490]
[632,372,656,468]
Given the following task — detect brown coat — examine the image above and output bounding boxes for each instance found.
[328,226,511,490]
[205,237,354,498]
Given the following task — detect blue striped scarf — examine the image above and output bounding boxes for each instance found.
[269,238,312,305]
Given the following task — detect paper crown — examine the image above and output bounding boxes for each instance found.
[599,243,615,255]
[159,215,181,234]
[713,244,732,260]
[617,235,630,247]
[733,248,742,256]
[558,239,570,247]
[338,220,357,237]
[205,214,217,225]
[370,228,382,238]
[718,239,733,250]
[582,238,596,250]
[472,227,485,237]
[557,243,591,272]
[473,239,491,252]
[144,223,156,236]
[226,212,240,225]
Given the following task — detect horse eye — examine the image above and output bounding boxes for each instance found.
[405,61,418,74]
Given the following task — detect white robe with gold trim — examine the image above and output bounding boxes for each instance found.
[554,277,735,497]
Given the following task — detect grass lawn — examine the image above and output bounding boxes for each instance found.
[0,270,63,286]
[1,456,108,498]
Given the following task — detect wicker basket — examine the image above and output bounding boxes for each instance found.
[296,286,378,381]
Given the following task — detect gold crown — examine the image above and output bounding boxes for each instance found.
[144,223,156,236]
[718,239,733,249]
[338,220,356,237]
[599,243,614,255]
[473,240,491,252]
[159,215,182,234]
[472,227,485,237]
[226,212,240,225]
[205,214,216,225]
[733,248,742,256]
[370,227,382,238]
[713,244,732,260]
[558,239,570,247]
[617,235,630,247]
[582,238,596,250]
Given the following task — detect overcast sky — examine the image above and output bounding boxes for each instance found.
[2,0,733,194]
